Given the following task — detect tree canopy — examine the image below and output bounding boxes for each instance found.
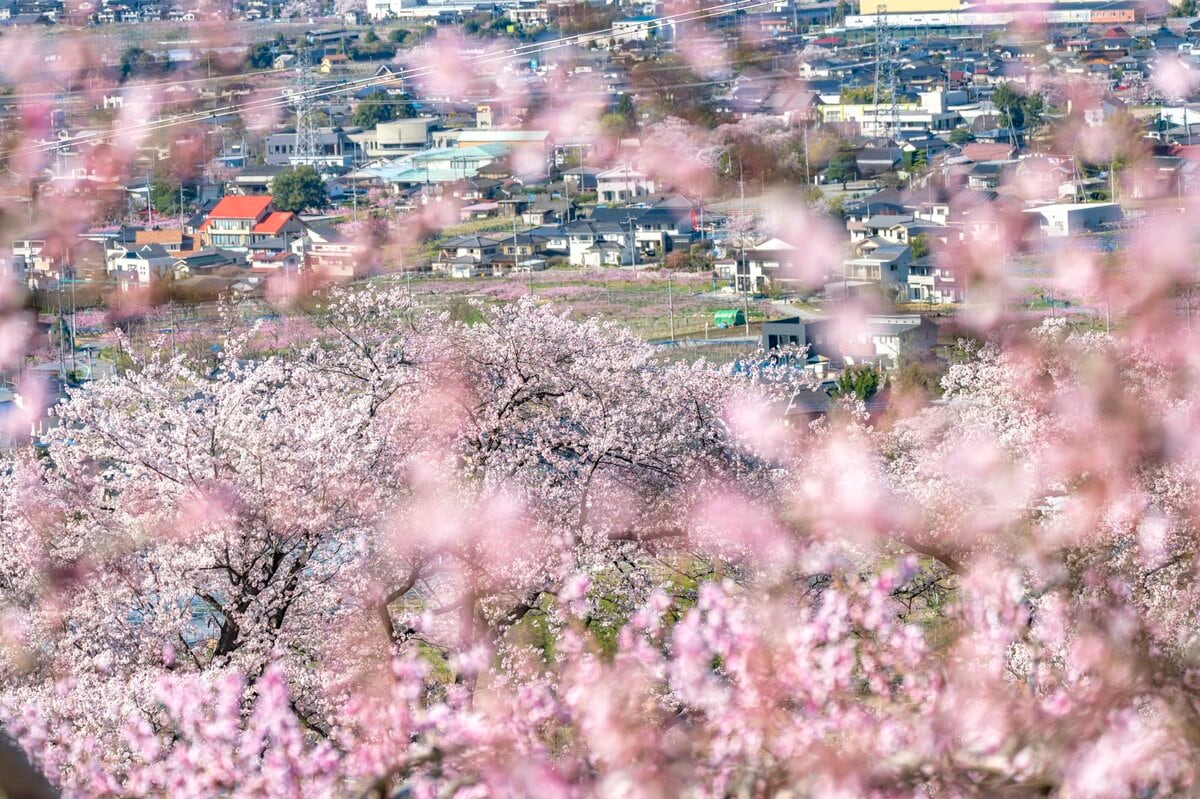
[4,293,1200,797]
[350,96,415,129]
[246,41,274,70]
[270,165,328,213]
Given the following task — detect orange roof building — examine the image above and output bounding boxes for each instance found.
[252,211,295,235]
[202,195,303,251]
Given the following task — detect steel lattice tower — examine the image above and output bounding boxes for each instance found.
[292,48,320,168]
[872,6,899,140]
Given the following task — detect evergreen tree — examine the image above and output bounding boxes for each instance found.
[270,165,327,213]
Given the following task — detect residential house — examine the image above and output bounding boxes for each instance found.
[173,248,247,278]
[134,228,191,253]
[730,237,803,292]
[109,244,175,284]
[816,89,960,139]
[590,196,695,259]
[960,142,1018,163]
[229,165,291,196]
[507,0,550,25]
[967,161,1012,190]
[496,231,548,262]
[842,241,912,293]
[848,215,915,246]
[563,220,629,267]
[249,250,302,272]
[372,63,405,93]
[1021,201,1124,237]
[303,225,373,280]
[577,239,628,268]
[11,236,53,276]
[201,196,305,252]
[906,255,965,305]
[435,235,502,273]
[596,164,655,203]
[764,314,937,368]
[561,166,602,192]
[318,53,351,73]
[856,147,903,177]
[459,201,499,221]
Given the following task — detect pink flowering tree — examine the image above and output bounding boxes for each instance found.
[2,9,1200,799]
[1,279,1199,797]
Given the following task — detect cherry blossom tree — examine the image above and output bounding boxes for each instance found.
[4,12,1200,799]
[3,280,1200,798]
[0,289,783,796]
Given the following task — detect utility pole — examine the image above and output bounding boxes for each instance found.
[562,156,570,222]
[667,271,675,342]
[803,125,811,185]
[56,267,65,381]
[513,207,520,277]
[69,265,76,375]
[738,157,748,293]
[624,214,639,268]
[739,158,750,338]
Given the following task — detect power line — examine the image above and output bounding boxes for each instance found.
[352,71,784,108]
[0,66,293,104]
[9,42,789,117]
[6,0,779,160]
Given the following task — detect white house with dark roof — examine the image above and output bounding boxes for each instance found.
[843,241,912,292]
[109,244,176,285]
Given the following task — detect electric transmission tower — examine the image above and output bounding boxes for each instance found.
[872,5,899,141]
[291,48,320,168]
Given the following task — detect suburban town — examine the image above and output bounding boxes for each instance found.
[0,0,1193,421]
[3,0,1200,796]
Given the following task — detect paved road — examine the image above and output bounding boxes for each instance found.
[771,301,826,320]
[650,336,757,348]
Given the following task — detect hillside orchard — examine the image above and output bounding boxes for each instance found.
[2,285,1200,797]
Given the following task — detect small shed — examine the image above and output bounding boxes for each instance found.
[713,309,745,327]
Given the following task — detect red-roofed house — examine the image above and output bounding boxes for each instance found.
[252,211,305,240]
[960,142,1017,163]
[202,196,304,251]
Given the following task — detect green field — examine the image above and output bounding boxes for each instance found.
[381,267,777,344]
